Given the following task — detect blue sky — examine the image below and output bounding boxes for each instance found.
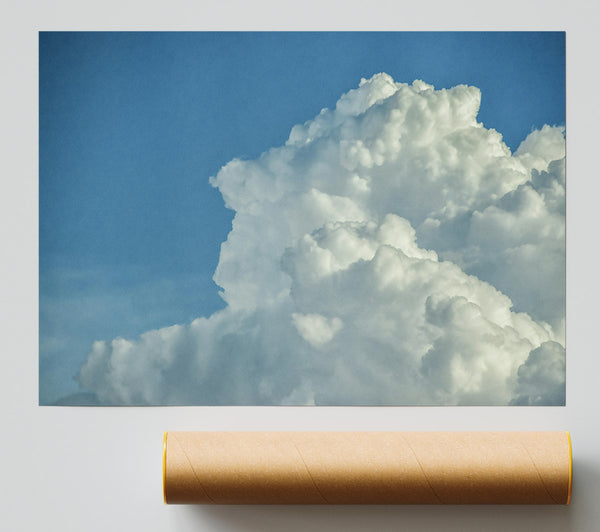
[39,32,565,404]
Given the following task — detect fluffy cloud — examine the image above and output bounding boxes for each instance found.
[77,73,565,405]
[292,313,343,348]
[511,341,566,406]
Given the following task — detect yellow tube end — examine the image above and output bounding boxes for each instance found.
[566,431,572,505]
[163,431,168,505]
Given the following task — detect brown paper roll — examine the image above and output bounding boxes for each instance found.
[163,431,572,505]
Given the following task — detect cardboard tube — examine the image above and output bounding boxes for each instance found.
[163,431,572,505]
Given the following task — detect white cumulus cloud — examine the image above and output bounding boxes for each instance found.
[77,73,565,405]
[292,313,343,348]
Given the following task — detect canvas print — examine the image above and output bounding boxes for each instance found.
[39,32,565,405]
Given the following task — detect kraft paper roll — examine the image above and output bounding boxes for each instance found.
[163,431,572,505]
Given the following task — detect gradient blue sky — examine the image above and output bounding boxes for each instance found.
[39,32,565,404]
